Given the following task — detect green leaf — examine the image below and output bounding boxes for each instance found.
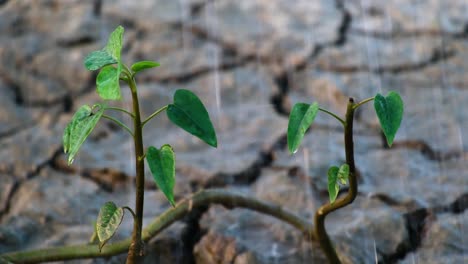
[131,61,160,73]
[327,166,340,204]
[287,102,319,154]
[337,163,349,185]
[328,164,350,203]
[146,145,176,206]
[374,91,404,147]
[63,104,104,165]
[83,26,124,71]
[84,50,117,71]
[96,65,121,100]
[167,89,217,147]
[105,26,124,62]
[83,26,124,100]
[96,202,124,251]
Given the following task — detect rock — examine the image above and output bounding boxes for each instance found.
[329,197,408,264]
[344,0,467,34]
[401,210,468,264]
[191,0,342,67]
[0,174,15,216]
[0,216,44,254]
[312,35,443,71]
[0,0,98,105]
[0,82,34,135]
[356,148,468,207]
[194,231,239,264]
[0,115,64,178]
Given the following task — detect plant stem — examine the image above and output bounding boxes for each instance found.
[141,105,168,127]
[314,98,357,264]
[0,189,314,263]
[105,106,135,118]
[318,107,345,126]
[353,96,374,110]
[102,115,134,137]
[126,78,145,264]
[123,206,137,220]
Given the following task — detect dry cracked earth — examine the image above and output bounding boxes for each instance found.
[0,0,467,263]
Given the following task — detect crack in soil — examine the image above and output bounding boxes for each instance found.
[391,139,467,161]
[316,46,456,74]
[0,147,63,222]
[378,193,468,263]
[351,24,468,40]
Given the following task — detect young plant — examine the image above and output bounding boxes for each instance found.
[287,91,403,263]
[64,25,217,263]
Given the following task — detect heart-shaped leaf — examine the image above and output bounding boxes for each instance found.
[131,61,160,73]
[327,166,340,204]
[167,89,217,147]
[146,145,176,206]
[327,164,350,203]
[96,65,121,100]
[96,202,124,251]
[374,91,403,147]
[63,104,104,165]
[287,102,319,154]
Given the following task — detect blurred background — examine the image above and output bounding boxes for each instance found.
[0,0,467,263]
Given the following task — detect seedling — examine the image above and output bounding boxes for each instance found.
[0,26,404,264]
[64,26,218,263]
[287,91,404,263]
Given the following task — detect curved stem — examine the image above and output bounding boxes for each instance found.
[0,189,314,263]
[123,206,137,220]
[353,96,374,110]
[318,108,345,126]
[127,78,145,264]
[105,107,135,118]
[314,98,357,264]
[141,105,168,127]
[102,115,134,137]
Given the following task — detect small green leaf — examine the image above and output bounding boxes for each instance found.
[327,166,340,204]
[96,202,124,251]
[96,65,121,100]
[83,26,124,100]
[131,61,160,73]
[63,104,104,165]
[337,163,349,185]
[83,26,124,72]
[374,91,404,147]
[287,102,319,154]
[105,26,124,62]
[146,145,176,206]
[167,89,217,147]
[84,50,117,71]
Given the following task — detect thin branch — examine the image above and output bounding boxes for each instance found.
[141,105,168,127]
[123,206,137,220]
[353,97,374,110]
[102,115,134,137]
[105,107,135,118]
[0,189,313,263]
[318,108,345,126]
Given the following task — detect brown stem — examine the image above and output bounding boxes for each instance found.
[126,78,145,264]
[314,98,357,264]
